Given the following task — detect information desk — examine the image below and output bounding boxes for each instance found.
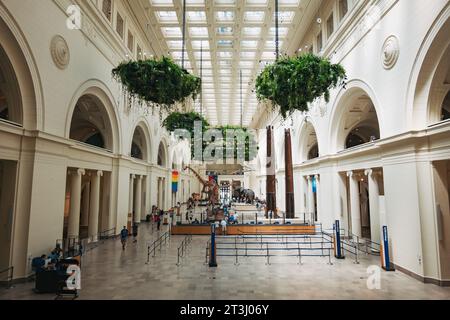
[34,258,80,294]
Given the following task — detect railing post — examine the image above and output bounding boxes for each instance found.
[354,237,360,264]
[266,243,270,265]
[298,243,302,265]
[235,246,239,265]
[177,247,180,266]
[245,242,248,257]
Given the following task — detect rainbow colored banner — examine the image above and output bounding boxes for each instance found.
[172,170,179,193]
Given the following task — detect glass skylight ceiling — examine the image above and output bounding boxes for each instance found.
[149,0,306,126]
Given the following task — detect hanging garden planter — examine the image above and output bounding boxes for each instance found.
[255,53,347,118]
[163,114,258,162]
[112,56,201,111]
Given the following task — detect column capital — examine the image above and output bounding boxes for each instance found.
[346,171,353,178]
[72,168,85,176]
[364,169,373,176]
[96,170,104,177]
[131,174,136,179]
[136,175,143,180]
[314,174,320,180]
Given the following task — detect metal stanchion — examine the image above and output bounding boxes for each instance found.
[266,243,270,265]
[297,243,302,265]
[354,236,360,264]
[245,242,248,257]
[234,246,239,265]
[176,247,181,266]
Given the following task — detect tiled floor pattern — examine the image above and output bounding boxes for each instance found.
[1,222,450,300]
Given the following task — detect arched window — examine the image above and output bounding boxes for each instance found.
[157,142,167,167]
[0,45,22,124]
[441,91,450,121]
[69,94,113,150]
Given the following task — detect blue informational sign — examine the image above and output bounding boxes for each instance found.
[335,220,344,259]
[382,226,394,271]
[312,176,317,193]
[209,224,217,267]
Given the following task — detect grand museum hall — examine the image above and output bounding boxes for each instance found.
[0,0,450,303]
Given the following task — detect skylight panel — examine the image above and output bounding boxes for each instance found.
[269,27,289,37]
[217,51,233,59]
[161,27,182,37]
[215,0,236,5]
[191,40,209,50]
[243,27,262,37]
[240,52,256,59]
[216,11,235,22]
[240,61,254,68]
[261,51,276,60]
[186,0,205,6]
[167,40,183,49]
[189,27,208,37]
[217,26,233,35]
[241,40,258,48]
[279,0,299,6]
[244,11,265,22]
[218,40,233,47]
[151,0,173,6]
[276,11,295,24]
[155,11,178,23]
[246,0,268,5]
[187,11,206,23]
[194,51,211,59]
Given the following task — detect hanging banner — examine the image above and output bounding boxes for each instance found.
[172,171,179,193]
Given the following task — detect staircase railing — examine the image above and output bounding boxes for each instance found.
[145,231,170,264]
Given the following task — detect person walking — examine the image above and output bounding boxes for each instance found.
[221,219,227,235]
[156,214,161,231]
[120,226,129,250]
[132,223,138,243]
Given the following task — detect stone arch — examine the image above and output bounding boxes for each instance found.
[297,119,320,163]
[0,5,43,129]
[157,139,169,168]
[130,120,152,161]
[66,80,121,154]
[328,80,382,154]
[407,4,450,128]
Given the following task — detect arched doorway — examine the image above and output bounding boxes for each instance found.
[441,91,450,121]
[0,45,21,124]
[299,121,320,162]
[69,94,114,151]
[332,86,382,240]
[157,141,168,209]
[131,125,149,161]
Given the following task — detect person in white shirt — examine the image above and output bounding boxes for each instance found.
[221,219,227,235]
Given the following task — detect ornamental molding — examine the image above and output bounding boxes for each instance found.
[50,35,70,69]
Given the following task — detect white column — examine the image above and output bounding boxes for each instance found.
[68,169,85,238]
[134,175,142,223]
[80,182,90,226]
[88,171,103,240]
[307,176,314,222]
[141,176,147,221]
[347,171,362,238]
[129,175,135,214]
[365,169,381,244]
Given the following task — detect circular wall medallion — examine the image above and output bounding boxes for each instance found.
[50,35,70,70]
[381,35,399,70]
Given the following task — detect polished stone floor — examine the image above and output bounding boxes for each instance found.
[1,222,449,300]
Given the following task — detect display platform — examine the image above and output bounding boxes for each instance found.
[171,224,317,236]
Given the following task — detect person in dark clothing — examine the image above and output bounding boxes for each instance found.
[157,214,161,231]
[132,223,138,243]
[120,226,129,250]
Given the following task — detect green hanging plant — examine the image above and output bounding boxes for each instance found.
[163,113,258,162]
[256,53,347,118]
[163,111,209,137]
[112,56,201,111]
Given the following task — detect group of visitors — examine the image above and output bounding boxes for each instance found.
[31,244,63,273]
